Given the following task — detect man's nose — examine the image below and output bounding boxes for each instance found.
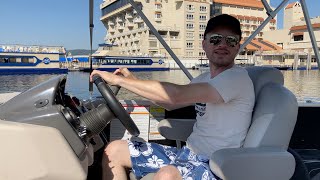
[218,38,228,47]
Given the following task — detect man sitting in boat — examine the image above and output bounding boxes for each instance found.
[90,14,255,180]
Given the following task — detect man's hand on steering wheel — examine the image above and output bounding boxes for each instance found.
[90,70,140,136]
[90,70,120,86]
[113,68,137,80]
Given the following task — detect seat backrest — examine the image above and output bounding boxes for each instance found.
[243,66,298,149]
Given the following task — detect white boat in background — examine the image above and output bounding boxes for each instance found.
[0,44,68,75]
[76,43,169,72]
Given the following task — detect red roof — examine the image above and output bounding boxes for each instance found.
[292,32,304,36]
[240,40,259,51]
[285,2,295,9]
[290,23,320,31]
[212,0,264,9]
[251,39,273,51]
[240,39,282,51]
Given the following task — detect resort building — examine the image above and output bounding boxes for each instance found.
[99,0,211,67]
[211,0,277,39]
[98,0,280,68]
[209,0,281,65]
[262,1,320,69]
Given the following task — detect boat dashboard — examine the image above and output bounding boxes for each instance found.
[0,75,138,159]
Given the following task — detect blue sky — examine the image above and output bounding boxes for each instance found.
[0,0,319,50]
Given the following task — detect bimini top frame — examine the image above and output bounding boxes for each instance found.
[118,0,320,80]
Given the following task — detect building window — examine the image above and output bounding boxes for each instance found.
[186,23,194,30]
[149,41,157,47]
[187,4,194,11]
[294,35,303,41]
[200,15,207,21]
[199,52,206,56]
[186,33,194,39]
[199,34,204,39]
[187,14,194,20]
[199,24,206,30]
[155,4,161,9]
[211,3,222,16]
[155,13,161,19]
[186,51,194,56]
[200,6,207,12]
[186,42,194,48]
[138,23,144,28]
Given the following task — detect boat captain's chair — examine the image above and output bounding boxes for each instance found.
[130,66,299,180]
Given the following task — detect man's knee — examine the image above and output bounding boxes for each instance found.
[154,165,182,180]
[103,140,131,167]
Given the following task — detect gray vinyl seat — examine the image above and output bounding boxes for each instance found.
[131,66,298,180]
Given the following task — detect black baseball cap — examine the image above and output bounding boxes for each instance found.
[204,14,242,40]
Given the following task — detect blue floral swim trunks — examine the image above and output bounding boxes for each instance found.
[128,140,217,180]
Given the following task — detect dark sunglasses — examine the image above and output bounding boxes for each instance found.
[209,34,239,47]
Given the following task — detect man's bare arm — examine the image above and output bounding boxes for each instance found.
[90,69,224,110]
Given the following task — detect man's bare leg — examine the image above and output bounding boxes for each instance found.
[154,165,182,180]
[102,140,132,180]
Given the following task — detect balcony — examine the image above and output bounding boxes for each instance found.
[155,17,162,22]
[148,47,158,50]
[160,35,167,39]
[108,21,115,26]
[125,13,133,19]
[100,0,117,9]
[118,26,125,30]
[148,35,157,40]
[117,18,123,23]
[108,29,115,33]
[133,36,140,42]
[127,23,134,28]
[134,18,143,23]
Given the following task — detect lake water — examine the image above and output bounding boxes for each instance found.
[1,69,320,102]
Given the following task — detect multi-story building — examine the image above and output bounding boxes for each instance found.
[262,1,320,69]
[98,0,280,67]
[210,0,277,39]
[264,2,320,51]
[208,0,281,65]
[99,0,211,67]
[283,1,304,29]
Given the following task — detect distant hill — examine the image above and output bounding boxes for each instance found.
[67,49,97,56]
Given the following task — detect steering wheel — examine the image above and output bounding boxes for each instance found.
[92,75,140,136]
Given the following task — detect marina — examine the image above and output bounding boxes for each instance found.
[1,69,320,102]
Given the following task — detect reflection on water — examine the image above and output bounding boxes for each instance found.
[283,70,320,102]
[0,70,320,102]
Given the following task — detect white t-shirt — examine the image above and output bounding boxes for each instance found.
[186,66,255,157]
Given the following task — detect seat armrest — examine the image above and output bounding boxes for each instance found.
[210,147,295,180]
[157,119,196,141]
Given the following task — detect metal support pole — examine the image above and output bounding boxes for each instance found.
[127,0,193,80]
[239,0,289,53]
[89,0,94,93]
[299,0,320,70]
[261,0,273,16]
